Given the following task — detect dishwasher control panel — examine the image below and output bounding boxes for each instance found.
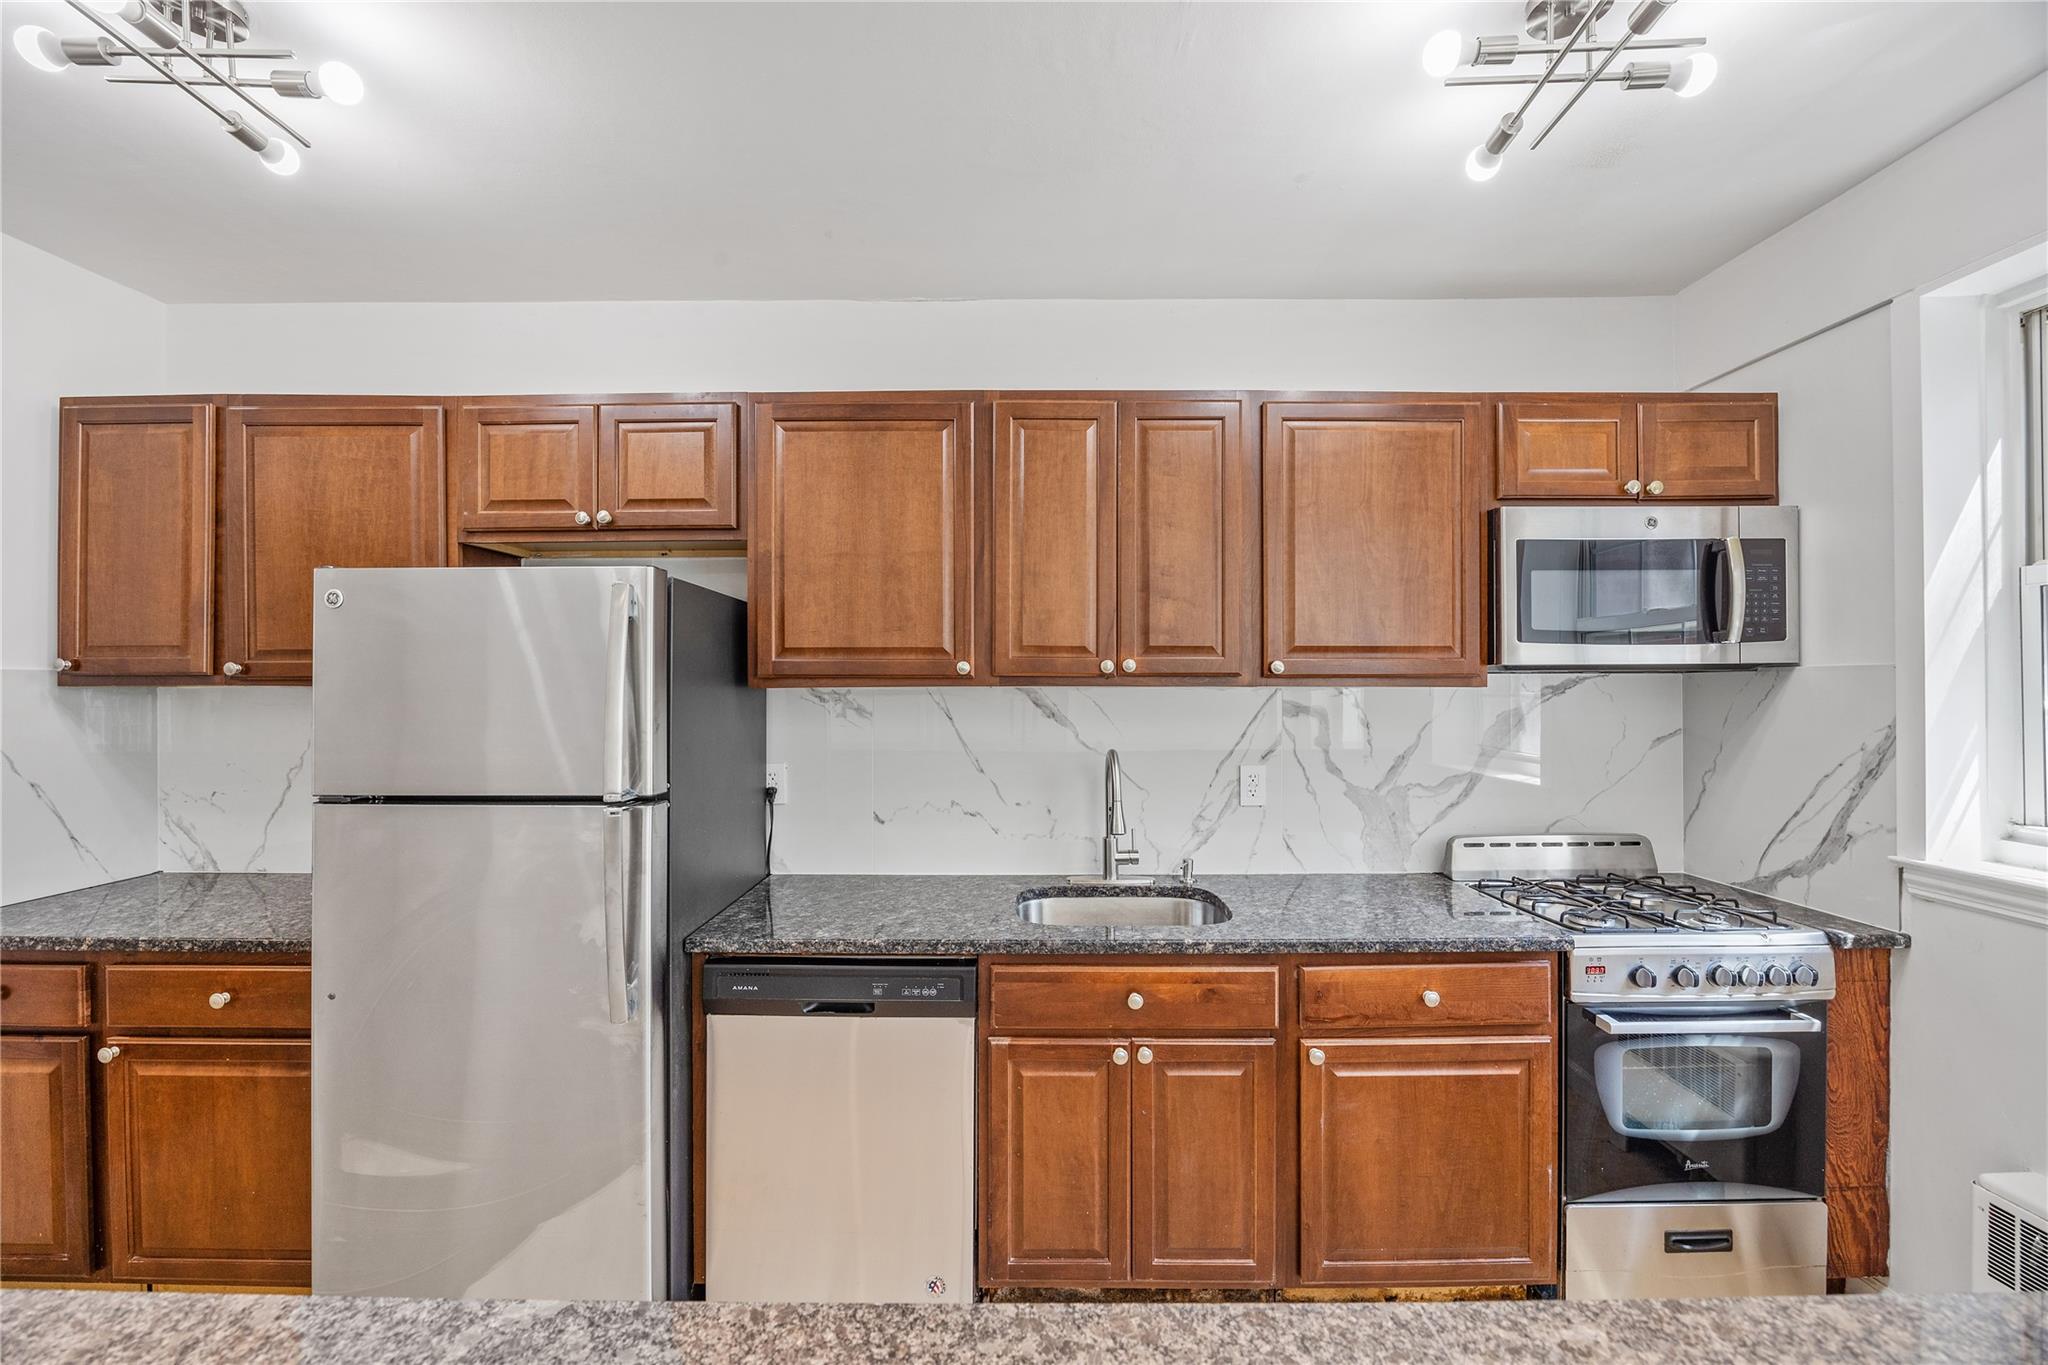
[703,959,977,1014]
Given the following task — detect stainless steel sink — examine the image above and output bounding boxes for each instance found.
[1015,894,1231,928]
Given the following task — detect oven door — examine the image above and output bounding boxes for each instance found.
[1564,1003,1827,1204]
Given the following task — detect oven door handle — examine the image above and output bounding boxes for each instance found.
[1590,1008,1822,1036]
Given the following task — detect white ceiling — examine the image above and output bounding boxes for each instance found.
[2,1,2043,303]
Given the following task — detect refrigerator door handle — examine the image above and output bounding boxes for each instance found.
[603,808,636,1024]
[604,580,640,802]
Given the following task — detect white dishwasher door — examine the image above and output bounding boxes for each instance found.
[706,1011,975,1303]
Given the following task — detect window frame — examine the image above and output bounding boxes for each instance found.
[2010,303,2048,860]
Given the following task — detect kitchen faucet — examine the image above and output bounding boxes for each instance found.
[1070,749,1152,884]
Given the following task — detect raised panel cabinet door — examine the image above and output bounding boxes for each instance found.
[981,1037,1130,1285]
[0,1035,92,1277]
[57,401,215,676]
[598,403,741,531]
[1262,402,1484,681]
[1638,398,1778,500]
[753,400,977,680]
[1496,399,1638,499]
[991,400,1117,677]
[102,1037,312,1286]
[221,405,446,682]
[1116,400,1247,677]
[1130,1039,1275,1285]
[1298,1038,1556,1286]
[454,404,598,530]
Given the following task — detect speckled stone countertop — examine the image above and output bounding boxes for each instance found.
[0,873,311,954]
[1672,871,1911,949]
[3,1288,2037,1364]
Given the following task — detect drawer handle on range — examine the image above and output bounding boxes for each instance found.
[1665,1229,1734,1255]
[1308,1047,1326,1067]
[1136,1046,1153,1064]
[1112,1047,1129,1066]
[1421,989,1441,1008]
[1126,992,1144,1010]
[208,991,232,1009]
[97,1046,120,1064]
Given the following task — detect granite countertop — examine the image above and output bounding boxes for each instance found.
[3,1288,2037,1365]
[1672,871,1911,950]
[0,874,311,954]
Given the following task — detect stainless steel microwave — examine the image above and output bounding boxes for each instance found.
[1492,505,1799,670]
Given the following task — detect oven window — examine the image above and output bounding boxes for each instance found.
[1517,539,1712,645]
[1594,1036,1800,1142]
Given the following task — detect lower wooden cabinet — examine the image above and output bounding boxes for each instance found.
[982,1037,1131,1283]
[0,1035,93,1277]
[1297,1036,1556,1286]
[1130,1039,1276,1283]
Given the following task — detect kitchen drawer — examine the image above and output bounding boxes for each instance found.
[1299,960,1553,1033]
[0,965,90,1030]
[987,964,1278,1034]
[103,965,311,1032]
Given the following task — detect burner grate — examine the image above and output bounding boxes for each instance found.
[1467,873,1785,934]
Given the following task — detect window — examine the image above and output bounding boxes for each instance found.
[2017,306,2048,850]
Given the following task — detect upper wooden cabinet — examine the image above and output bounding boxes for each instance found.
[751,397,978,682]
[1262,400,1485,683]
[1118,400,1249,678]
[454,403,597,531]
[57,402,217,678]
[990,400,1117,677]
[1497,394,1777,502]
[221,403,445,682]
[600,404,741,531]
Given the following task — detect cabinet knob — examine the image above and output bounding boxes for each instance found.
[222,661,244,676]
[954,660,972,676]
[1112,1047,1129,1066]
[1121,659,1136,674]
[1624,479,1643,495]
[1127,991,1144,1010]
[53,657,72,671]
[1270,660,1286,675]
[1136,1046,1154,1065]
[573,510,593,526]
[1647,480,1665,495]
[1308,1047,1326,1067]
[1099,659,1114,675]
[208,991,232,1010]
[595,510,614,526]
[97,1046,120,1064]
[1421,989,1442,1008]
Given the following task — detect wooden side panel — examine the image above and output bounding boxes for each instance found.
[0,1035,92,1277]
[57,402,215,676]
[990,400,1117,677]
[1497,399,1637,499]
[1827,947,1891,1281]
[455,404,597,530]
[1638,399,1778,500]
[598,403,740,531]
[220,404,445,681]
[1116,400,1247,677]
[1130,1039,1276,1284]
[102,1037,312,1286]
[981,1037,1129,1285]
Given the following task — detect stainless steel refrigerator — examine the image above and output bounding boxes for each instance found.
[310,564,763,1301]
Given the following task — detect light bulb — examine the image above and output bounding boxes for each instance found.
[1671,52,1717,98]
[13,26,67,73]
[261,140,301,176]
[314,60,364,106]
[1421,29,1463,79]
[1464,144,1502,182]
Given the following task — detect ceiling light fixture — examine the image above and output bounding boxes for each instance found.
[1427,0,1716,181]
[10,0,365,176]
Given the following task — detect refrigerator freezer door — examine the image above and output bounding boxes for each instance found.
[312,566,667,799]
[313,800,667,1300]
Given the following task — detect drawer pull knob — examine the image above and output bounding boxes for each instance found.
[209,991,233,1009]
[1112,1047,1129,1066]
[955,660,972,676]
[97,1046,120,1064]
[1126,991,1144,1010]
[1308,1047,1326,1067]
[1121,659,1136,674]
[1136,1046,1154,1065]
[1421,989,1442,1008]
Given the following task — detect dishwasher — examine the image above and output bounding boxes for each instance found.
[702,959,976,1303]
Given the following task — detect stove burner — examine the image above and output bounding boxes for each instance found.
[1467,873,1786,935]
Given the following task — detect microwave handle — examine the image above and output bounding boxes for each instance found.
[1723,536,1747,645]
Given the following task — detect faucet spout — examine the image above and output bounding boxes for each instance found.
[1097,748,1145,882]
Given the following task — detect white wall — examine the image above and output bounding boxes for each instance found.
[0,238,166,902]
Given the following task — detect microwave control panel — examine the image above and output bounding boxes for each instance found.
[1740,540,1789,642]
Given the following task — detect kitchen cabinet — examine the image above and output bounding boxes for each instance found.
[982,1037,1131,1284]
[57,401,217,678]
[1827,947,1892,1282]
[1116,400,1250,678]
[1496,394,1777,502]
[221,402,445,682]
[1638,398,1778,500]
[453,402,596,531]
[750,396,978,682]
[989,400,1117,677]
[0,1036,92,1277]
[1495,398,1636,500]
[1261,401,1485,682]
[600,404,741,531]
[1130,1039,1276,1283]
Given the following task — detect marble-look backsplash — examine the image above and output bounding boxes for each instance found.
[157,687,314,874]
[1,668,158,903]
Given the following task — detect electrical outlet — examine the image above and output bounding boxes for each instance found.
[1239,764,1266,808]
[766,763,790,805]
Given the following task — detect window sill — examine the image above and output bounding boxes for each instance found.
[1894,856,2048,927]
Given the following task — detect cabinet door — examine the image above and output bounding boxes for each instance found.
[598,403,740,531]
[1496,399,1637,499]
[752,399,977,681]
[102,1037,311,1286]
[454,404,597,530]
[1130,1040,1275,1284]
[0,1036,91,1277]
[221,404,445,682]
[1262,402,1484,681]
[1298,1037,1556,1286]
[982,1038,1130,1285]
[57,402,215,676]
[1638,399,1778,500]
[1116,400,1248,677]
[991,400,1117,677]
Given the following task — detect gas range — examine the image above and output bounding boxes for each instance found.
[1444,833,1832,1006]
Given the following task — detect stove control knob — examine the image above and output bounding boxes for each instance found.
[1627,965,1657,989]
[1790,963,1821,988]
[1763,964,1791,988]
[1736,965,1762,988]
[1670,965,1700,988]
[1707,964,1735,987]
